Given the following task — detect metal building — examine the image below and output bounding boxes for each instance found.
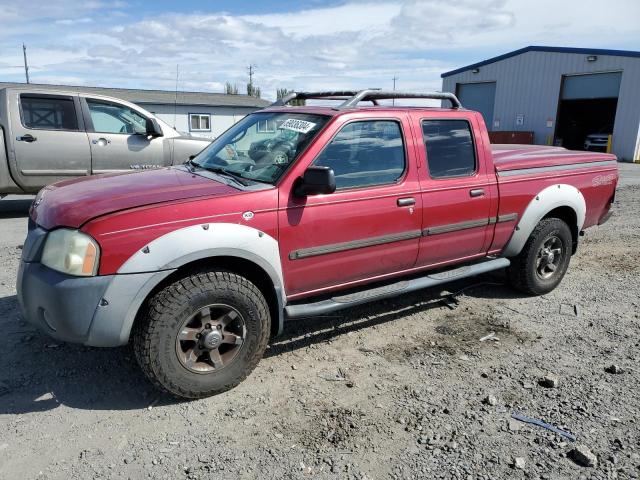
[441,46,640,162]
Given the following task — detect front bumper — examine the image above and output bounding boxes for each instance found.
[17,225,175,346]
[17,260,174,347]
[17,260,113,344]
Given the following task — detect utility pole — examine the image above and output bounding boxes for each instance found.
[23,44,30,84]
[247,64,259,97]
[173,64,179,129]
[248,64,256,87]
[392,75,398,105]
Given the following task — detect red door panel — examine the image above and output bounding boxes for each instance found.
[277,112,422,299]
[415,113,496,267]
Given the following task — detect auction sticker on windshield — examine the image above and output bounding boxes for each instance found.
[279,118,317,134]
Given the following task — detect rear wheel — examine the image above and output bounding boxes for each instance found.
[133,270,270,399]
[507,218,572,295]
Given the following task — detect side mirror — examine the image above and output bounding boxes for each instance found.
[146,118,164,137]
[295,166,336,196]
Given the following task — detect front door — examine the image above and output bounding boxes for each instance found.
[82,97,167,174]
[12,93,90,190]
[416,116,494,267]
[278,115,422,299]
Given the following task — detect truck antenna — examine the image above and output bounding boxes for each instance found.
[23,43,30,84]
[392,75,398,106]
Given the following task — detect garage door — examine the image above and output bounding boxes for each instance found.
[562,72,622,99]
[555,72,622,151]
[456,82,496,130]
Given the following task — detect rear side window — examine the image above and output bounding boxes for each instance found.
[314,120,405,190]
[422,120,476,179]
[20,95,79,131]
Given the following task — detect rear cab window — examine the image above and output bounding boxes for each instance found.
[20,94,79,131]
[313,120,406,190]
[422,119,476,179]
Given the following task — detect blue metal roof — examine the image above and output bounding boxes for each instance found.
[441,45,640,78]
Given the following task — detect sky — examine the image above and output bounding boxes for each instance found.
[0,0,638,100]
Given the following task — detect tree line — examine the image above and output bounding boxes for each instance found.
[224,83,305,105]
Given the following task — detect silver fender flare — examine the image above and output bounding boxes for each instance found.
[118,223,284,286]
[116,223,286,336]
[502,184,586,258]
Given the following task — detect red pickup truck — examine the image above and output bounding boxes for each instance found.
[17,90,618,399]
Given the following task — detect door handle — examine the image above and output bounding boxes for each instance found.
[92,138,111,146]
[397,197,416,207]
[16,134,37,143]
[469,189,485,198]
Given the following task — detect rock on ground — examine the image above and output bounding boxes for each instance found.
[569,445,598,467]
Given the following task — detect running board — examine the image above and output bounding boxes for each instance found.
[284,257,510,319]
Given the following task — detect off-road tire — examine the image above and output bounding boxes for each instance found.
[507,218,572,295]
[133,270,271,399]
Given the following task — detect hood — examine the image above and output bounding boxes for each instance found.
[31,167,239,230]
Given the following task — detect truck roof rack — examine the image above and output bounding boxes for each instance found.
[270,89,462,109]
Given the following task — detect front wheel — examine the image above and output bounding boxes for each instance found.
[133,270,271,399]
[507,218,573,295]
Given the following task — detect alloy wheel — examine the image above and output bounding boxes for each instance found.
[175,304,246,374]
[535,236,563,279]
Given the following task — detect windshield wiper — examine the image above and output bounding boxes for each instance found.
[196,165,252,187]
[184,158,197,173]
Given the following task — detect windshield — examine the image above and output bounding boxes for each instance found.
[192,112,330,184]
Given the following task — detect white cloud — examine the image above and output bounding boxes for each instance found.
[243,2,402,38]
[0,0,638,99]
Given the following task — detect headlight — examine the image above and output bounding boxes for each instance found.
[41,229,100,276]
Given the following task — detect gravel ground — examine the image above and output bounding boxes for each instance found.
[1,163,639,480]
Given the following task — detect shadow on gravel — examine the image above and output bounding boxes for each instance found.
[0,273,526,413]
[0,294,179,414]
[267,272,521,357]
[0,198,32,219]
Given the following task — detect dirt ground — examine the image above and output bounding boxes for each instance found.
[1,164,639,480]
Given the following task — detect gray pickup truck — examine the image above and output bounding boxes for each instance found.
[0,86,212,195]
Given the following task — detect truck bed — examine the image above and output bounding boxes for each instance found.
[491,144,616,173]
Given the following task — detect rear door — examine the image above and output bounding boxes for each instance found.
[81,96,167,174]
[278,113,423,299]
[415,113,495,267]
[12,92,90,189]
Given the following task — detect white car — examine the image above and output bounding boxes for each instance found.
[583,126,612,152]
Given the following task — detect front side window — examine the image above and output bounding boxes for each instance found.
[313,120,405,190]
[86,99,148,135]
[190,114,211,132]
[21,95,78,131]
[193,112,330,185]
[422,120,476,179]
